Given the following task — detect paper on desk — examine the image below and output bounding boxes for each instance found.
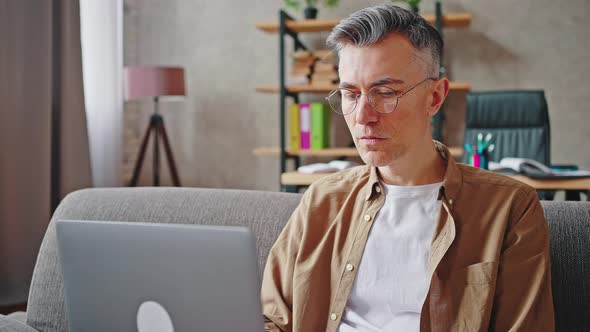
[297,160,360,174]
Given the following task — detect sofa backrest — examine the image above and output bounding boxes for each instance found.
[25,188,589,331]
[25,188,301,331]
[543,201,590,332]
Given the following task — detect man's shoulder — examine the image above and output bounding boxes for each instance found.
[455,164,544,231]
[308,165,372,192]
[458,163,536,199]
[293,166,371,232]
[301,165,372,208]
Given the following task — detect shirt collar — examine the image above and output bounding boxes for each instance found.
[364,165,381,201]
[434,141,462,204]
[364,141,463,203]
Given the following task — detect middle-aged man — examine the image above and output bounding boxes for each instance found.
[261,5,554,332]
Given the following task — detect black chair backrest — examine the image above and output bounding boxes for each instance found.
[463,90,551,165]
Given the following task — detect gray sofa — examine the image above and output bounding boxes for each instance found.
[1,187,589,331]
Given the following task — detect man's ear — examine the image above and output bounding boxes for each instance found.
[427,78,449,117]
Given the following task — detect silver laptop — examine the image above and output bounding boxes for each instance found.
[55,220,264,332]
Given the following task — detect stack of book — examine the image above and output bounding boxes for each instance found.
[311,50,338,86]
[287,51,315,85]
[289,102,331,151]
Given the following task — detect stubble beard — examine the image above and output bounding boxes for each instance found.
[356,139,408,167]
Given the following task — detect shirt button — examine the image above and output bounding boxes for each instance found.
[330,313,338,321]
[375,186,381,193]
[449,199,454,205]
[363,214,372,222]
[345,263,354,271]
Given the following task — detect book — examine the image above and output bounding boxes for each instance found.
[289,54,315,86]
[313,49,336,61]
[289,103,300,151]
[299,103,311,150]
[313,62,336,72]
[312,72,338,79]
[287,76,310,85]
[292,58,315,68]
[311,73,339,85]
[311,102,331,150]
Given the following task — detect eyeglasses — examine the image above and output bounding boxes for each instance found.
[325,77,436,115]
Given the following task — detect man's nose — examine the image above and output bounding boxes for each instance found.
[355,94,379,125]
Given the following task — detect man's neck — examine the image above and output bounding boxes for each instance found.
[378,141,447,186]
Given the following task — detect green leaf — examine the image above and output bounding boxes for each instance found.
[283,0,340,11]
[391,0,422,7]
[284,0,300,10]
[323,0,340,8]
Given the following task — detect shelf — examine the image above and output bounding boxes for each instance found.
[257,19,341,33]
[256,13,472,33]
[254,147,360,157]
[282,171,330,186]
[256,84,337,94]
[282,172,590,190]
[509,176,590,190]
[256,82,472,94]
[255,147,464,159]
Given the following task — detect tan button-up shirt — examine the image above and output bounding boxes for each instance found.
[261,142,554,332]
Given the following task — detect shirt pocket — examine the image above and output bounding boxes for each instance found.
[448,261,499,331]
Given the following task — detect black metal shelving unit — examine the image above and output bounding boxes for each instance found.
[432,0,445,142]
[278,10,308,192]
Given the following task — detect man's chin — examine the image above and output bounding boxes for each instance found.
[359,150,394,167]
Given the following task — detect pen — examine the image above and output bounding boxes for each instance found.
[488,144,495,153]
[477,133,483,153]
[484,133,492,146]
[464,143,473,154]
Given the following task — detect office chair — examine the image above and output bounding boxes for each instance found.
[463,90,582,200]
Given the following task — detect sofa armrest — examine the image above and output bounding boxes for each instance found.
[7,311,26,323]
[0,314,39,332]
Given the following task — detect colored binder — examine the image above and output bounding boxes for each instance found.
[289,103,300,151]
[299,103,311,150]
[311,102,331,150]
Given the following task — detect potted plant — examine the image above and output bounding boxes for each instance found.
[392,0,422,13]
[284,0,340,19]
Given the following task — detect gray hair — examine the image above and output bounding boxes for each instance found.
[326,5,443,77]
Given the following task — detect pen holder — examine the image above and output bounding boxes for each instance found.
[466,132,494,170]
[469,151,489,170]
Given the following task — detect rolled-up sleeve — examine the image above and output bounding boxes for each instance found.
[261,191,310,332]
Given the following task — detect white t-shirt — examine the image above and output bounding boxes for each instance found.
[337,181,443,332]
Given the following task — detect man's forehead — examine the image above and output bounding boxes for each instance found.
[339,33,414,57]
[337,35,428,75]
[338,49,426,83]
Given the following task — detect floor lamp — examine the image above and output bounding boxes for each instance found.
[124,66,185,186]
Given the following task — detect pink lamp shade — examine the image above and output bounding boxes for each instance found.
[124,66,185,100]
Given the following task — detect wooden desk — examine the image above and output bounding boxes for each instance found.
[509,175,590,191]
[282,172,590,191]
